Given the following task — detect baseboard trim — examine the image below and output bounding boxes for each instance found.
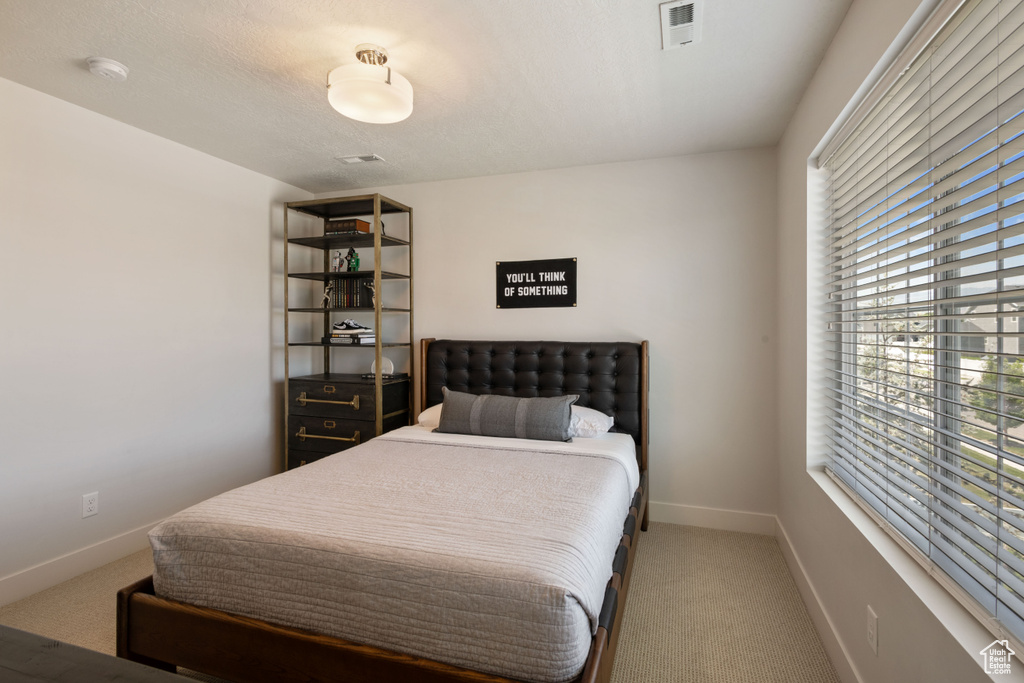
[649,500,777,535]
[0,523,155,607]
[775,517,863,683]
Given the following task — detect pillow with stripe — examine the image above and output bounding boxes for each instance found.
[436,387,578,442]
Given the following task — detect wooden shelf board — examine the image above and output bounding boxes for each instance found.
[287,307,410,313]
[285,195,411,220]
[288,342,412,348]
[288,270,408,282]
[288,234,409,250]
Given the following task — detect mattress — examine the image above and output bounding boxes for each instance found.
[149,426,640,683]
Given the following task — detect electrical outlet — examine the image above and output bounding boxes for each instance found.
[82,492,98,518]
[866,605,878,655]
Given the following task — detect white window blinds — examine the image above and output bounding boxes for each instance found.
[823,0,1024,642]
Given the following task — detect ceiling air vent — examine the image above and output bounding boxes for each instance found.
[337,154,385,164]
[660,0,703,49]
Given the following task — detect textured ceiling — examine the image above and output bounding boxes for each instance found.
[0,0,852,193]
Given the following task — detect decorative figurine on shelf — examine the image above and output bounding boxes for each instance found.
[330,250,343,273]
[345,247,360,272]
[363,281,376,308]
[321,281,334,309]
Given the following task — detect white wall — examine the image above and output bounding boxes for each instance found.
[0,77,310,604]
[776,1,1019,681]
[321,149,780,533]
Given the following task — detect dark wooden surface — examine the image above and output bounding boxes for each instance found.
[288,375,410,417]
[287,375,410,467]
[118,577,531,683]
[286,195,410,221]
[0,624,184,682]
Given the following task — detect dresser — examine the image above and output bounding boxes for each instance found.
[287,373,410,469]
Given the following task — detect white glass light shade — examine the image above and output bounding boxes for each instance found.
[327,62,413,124]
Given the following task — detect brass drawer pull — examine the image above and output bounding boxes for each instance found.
[295,427,360,444]
[296,392,360,410]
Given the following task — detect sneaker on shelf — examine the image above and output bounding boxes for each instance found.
[332,319,373,334]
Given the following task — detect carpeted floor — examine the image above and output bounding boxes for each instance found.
[0,522,840,682]
[0,547,152,656]
[611,524,841,682]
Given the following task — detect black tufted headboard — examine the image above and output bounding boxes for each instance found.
[419,339,648,473]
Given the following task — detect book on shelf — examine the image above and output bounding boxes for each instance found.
[329,329,374,335]
[322,335,376,345]
[324,218,370,235]
[327,276,374,309]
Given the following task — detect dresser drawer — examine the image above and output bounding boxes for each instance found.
[287,450,332,470]
[288,415,364,454]
[288,380,373,419]
[288,377,409,417]
[288,411,411,455]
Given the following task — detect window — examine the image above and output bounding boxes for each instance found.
[822,0,1024,643]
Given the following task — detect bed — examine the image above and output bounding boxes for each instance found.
[117,339,650,683]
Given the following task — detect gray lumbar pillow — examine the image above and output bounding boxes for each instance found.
[436,387,578,442]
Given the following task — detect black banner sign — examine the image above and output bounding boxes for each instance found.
[496,258,577,309]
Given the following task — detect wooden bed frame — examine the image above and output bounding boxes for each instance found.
[117,339,650,683]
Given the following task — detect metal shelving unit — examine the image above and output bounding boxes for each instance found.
[283,193,413,470]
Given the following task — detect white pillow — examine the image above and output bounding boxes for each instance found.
[417,403,443,430]
[570,405,615,438]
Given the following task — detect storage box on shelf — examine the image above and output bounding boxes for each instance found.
[283,194,413,471]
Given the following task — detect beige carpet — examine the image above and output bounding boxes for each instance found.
[0,547,153,656]
[0,523,840,682]
[611,524,841,683]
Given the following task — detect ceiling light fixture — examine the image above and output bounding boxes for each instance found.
[327,44,413,124]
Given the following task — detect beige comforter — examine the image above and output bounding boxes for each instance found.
[149,426,639,683]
